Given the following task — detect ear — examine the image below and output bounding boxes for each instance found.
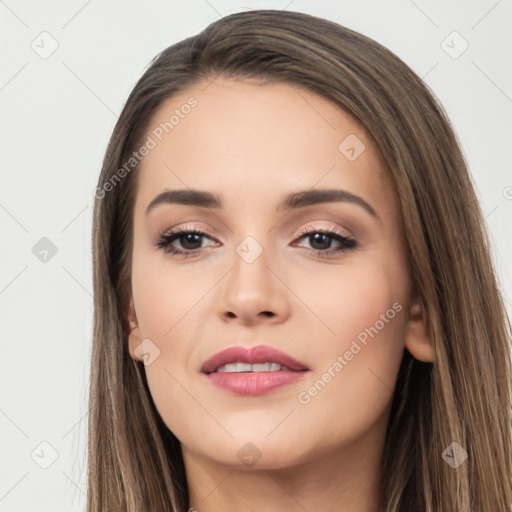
[404,298,436,363]
[127,298,143,362]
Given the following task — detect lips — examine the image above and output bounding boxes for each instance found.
[200,345,309,374]
[201,345,309,396]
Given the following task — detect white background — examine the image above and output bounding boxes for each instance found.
[1,1,511,510]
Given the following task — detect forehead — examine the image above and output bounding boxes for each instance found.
[134,76,394,218]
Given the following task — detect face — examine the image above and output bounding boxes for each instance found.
[127,76,432,470]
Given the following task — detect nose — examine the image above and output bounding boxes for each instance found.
[216,244,291,326]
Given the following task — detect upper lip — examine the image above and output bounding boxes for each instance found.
[201,345,309,374]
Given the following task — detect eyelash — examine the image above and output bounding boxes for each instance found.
[155,225,357,259]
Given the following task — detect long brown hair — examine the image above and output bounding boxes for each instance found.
[88,9,512,511]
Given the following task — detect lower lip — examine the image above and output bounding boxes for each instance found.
[204,370,308,396]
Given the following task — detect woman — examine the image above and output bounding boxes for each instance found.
[88,9,512,512]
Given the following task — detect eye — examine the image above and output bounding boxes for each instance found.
[155,226,218,258]
[154,225,357,258]
[293,226,357,257]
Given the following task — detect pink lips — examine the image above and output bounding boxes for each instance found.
[201,345,309,396]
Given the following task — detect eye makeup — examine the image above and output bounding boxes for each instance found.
[154,224,357,259]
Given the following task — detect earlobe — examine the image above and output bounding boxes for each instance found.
[127,298,142,362]
[404,298,436,363]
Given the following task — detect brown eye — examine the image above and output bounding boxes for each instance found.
[294,226,357,256]
[155,228,218,257]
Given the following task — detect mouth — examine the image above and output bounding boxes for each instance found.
[212,362,294,373]
[201,345,309,396]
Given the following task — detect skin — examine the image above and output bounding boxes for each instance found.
[127,76,435,512]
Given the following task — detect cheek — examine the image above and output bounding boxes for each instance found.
[130,246,219,433]
[294,258,406,350]
[292,261,408,442]
[131,244,205,343]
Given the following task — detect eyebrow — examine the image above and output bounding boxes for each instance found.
[146,188,379,219]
